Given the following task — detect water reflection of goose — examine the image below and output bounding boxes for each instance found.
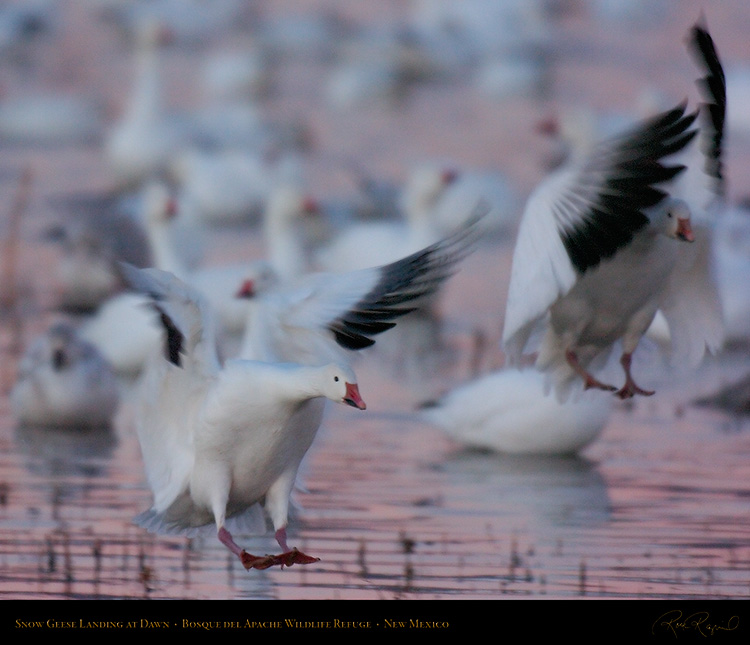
[13,423,118,480]
[436,450,611,529]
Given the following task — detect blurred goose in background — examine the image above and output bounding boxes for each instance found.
[420,368,612,455]
[317,162,457,271]
[169,147,306,226]
[407,0,557,99]
[0,91,102,145]
[101,0,251,46]
[200,47,274,103]
[80,182,318,373]
[46,187,160,311]
[11,323,120,429]
[189,184,320,335]
[430,167,522,239]
[122,264,366,570]
[104,17,181,188]
[503,22,725,402]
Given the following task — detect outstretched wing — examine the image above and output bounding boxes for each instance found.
[242,209,484,365]
[659,21,727,368]
[119,263,221,375]
[502,103,698,361]
[672,19,727,217]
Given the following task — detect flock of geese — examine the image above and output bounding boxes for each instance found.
[6,4,748,570]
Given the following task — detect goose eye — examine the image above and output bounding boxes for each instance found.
[667,211,673,218]
[334,376,339,382]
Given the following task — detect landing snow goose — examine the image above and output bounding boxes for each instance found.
[502,22,725,401]
[421,368,612,455]
[11,323,120,429]
[121,264,365,570]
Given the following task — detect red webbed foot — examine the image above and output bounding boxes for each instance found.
[615,382,655,399]
[240,548,320,570]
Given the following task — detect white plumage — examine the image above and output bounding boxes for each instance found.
[123,264,366,570]
[502,22,725,401]
[421,368,612,455]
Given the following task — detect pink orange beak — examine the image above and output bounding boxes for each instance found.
[676,217,694,242]
[344,382,366,410]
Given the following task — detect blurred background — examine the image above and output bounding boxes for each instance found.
[0,0,750,601]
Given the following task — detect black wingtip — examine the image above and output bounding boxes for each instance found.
[686,17,727,197]
[560,101,698,275]
[327,205,486,352]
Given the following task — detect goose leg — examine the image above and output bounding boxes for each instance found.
[273,526,320,567]
[615,352,654,399]
[265,472,320,567]
[218,526,277,570]
[565,349,617,392]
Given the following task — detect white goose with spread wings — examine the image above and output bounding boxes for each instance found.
[122,264,366,570]
[502,22,725,401]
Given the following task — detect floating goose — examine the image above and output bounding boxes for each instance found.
[11,323,120,429]
[420,368,612,455]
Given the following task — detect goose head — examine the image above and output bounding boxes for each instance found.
[400,164,458,227]
[317,363,366,410]
[654,198,694,243]
[234,263,281,300]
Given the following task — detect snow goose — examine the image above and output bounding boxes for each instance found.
[104,17,181,188]
[0,92,102,145]
[78,183,180,375]
[201,48,274,103]
[46,184,178,311]
[502,22,725,402]
[420,367,612,455]
[121,264,365,570]
[430,167,522,239]
[11,323,120,429]
[169,147,305,225]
